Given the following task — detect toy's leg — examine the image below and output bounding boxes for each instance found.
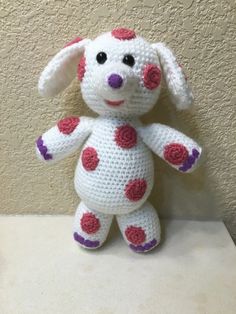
[117,201,161,253]
[73,201,113,249]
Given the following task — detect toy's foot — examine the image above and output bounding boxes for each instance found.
[117,201,161,253]
[73,202,113,250]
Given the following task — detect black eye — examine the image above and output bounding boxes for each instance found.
[96,52,107,64]
[122,54,135,67]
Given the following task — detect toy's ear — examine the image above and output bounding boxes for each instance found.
[151,43,193,110]
[38,38,91,98]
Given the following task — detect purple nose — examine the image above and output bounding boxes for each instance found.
[108,74,123,89]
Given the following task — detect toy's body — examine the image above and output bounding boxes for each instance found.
[36,28,202,252]
[75,116,153,215]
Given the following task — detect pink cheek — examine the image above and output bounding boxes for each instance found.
[77,55,86,82]
[142,64,161,90]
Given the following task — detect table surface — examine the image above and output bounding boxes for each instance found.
[0,216,235,314]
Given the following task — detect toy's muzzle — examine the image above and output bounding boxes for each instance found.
[94,64,137,102]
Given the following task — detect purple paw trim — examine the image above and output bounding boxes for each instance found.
[36,136,52,160]
[129,238,158,252]
[179,148,200,172]
[73,232,100,248]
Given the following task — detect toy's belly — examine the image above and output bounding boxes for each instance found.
[74,130,154,215]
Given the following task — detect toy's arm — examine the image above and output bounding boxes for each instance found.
[138,123,202,173]
[36,116,94,163]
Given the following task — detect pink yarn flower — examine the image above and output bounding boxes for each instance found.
[115,124,137,149]
[164,143,189,165]
[125,226,146,245]
[125,179,147,201]
[111,28,136,40]
[57,117,80,135]
[80,212,100,234]
[82,147,99,171]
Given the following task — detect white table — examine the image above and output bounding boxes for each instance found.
[0,216,235,314]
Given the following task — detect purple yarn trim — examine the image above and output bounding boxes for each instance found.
[129,238,158,252]
[179,148,200,172]
[36,136,52,160]
[73,232,100,248]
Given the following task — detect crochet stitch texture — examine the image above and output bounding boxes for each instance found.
[36,28,202,253]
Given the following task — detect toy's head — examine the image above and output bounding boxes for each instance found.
[39,28,193,116]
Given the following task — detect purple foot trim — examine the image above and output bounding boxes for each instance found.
[129,238,158,253]
[73,232,100,248]
[36,136,52,160]
[179,148,200,172]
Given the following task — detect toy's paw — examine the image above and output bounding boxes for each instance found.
[163,143,202,173]
[73,232,101,249]
[129,238,159,253]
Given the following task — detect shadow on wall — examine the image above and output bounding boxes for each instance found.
[142,88,220,220]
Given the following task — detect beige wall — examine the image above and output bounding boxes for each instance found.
[1,0,236,239]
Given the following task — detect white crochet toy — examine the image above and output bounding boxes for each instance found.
[36,28,202,253]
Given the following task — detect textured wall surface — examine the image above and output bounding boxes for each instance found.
[1,1,236,239]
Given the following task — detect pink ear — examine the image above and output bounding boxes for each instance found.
[143,64,161,90]
[64,37,83,48]
[64,37,86,82]
[38,38,91,97]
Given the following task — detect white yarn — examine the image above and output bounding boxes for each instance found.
[36,29,201,252]
[151,42,194,109]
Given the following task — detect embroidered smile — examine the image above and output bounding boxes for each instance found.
[105,99,125,107]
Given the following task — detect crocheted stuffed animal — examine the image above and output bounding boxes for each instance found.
[36,28,202,253]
